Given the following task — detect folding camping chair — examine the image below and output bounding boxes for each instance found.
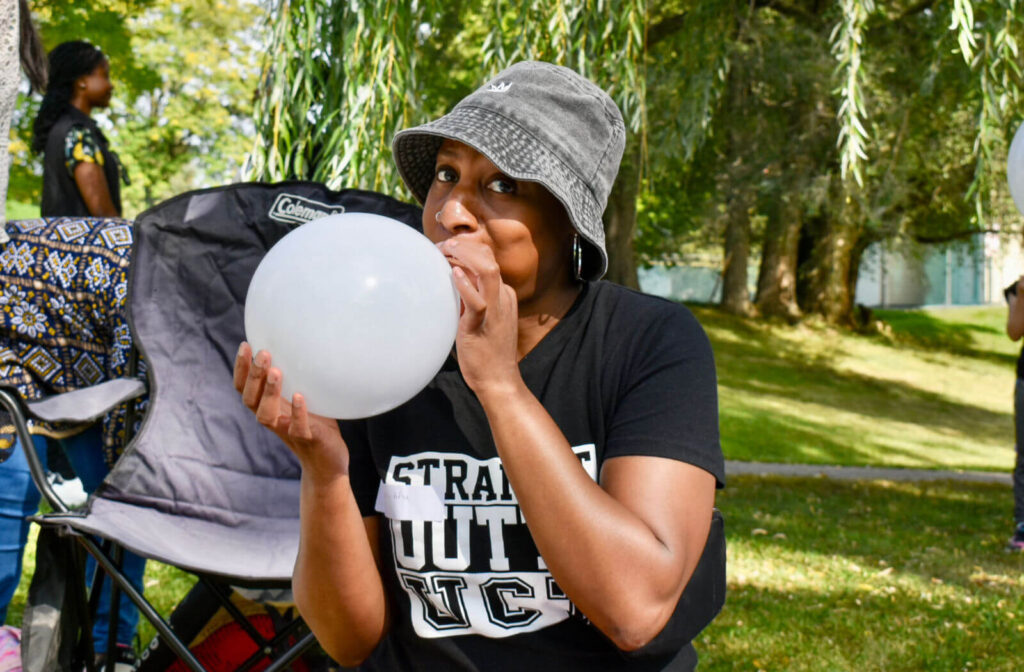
[0,182,423,671]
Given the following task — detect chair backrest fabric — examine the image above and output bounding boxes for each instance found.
[98,182,422,527]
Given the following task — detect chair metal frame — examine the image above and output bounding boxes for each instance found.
[0,383,318,672]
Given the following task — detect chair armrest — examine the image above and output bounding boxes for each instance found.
[25,378,147,424]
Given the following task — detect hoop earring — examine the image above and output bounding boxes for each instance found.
[572,233,584,282]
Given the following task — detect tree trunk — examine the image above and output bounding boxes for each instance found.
[603,136,641,289]
[801,191,861,325]
[720,192,752,315]
[755,193,802,320]
[846,236,872,327]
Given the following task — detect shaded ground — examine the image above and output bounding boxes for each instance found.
[698,475,1024,671]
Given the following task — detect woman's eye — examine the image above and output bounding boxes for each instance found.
[435,167,456,183]
[487,177,516,194]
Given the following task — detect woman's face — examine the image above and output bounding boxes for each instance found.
[422,140,575,305]
[77,59,113,108]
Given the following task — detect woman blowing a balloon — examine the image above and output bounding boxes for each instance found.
[234,61,725,671]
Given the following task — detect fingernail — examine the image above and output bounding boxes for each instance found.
[237,342,246,358]
[267,371,278,385]
[453,266,465,279]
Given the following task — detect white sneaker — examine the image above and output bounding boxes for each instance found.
[47,472,89,507]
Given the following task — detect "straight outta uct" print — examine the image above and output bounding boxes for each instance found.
[378,445,597,639]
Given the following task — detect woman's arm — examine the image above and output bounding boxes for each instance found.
[1008,276,1024,341]
[234,343,388,665]
[478,383,715,651]
[445,241,717,651]
[294,498,388,666]
[72,162,119,217]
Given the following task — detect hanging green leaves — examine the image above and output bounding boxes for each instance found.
[247,0,647,194]
[831,0,875,187]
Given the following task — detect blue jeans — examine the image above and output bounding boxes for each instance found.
[0,426,145,653]
[0,434,49,624]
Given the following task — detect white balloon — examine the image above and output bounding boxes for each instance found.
[244,213,459,419]
[1009,121,1024,216]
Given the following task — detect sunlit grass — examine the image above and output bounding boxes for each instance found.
[693,305,1015,471]
[7,525,196,650]
[5,201,39,221]
[697,475,1024,671]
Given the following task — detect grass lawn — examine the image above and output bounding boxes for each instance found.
[5,200,40,221]
[694,304,1016,472]
[4,303,1021,667]
[697,475,1024,671]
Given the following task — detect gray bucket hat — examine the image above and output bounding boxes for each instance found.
[392,61,625,281]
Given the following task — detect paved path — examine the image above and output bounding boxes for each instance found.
[726,460,1011,485]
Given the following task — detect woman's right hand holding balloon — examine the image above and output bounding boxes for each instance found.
[234,342,350,481]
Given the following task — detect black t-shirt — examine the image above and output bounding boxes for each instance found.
[341,281,724,672]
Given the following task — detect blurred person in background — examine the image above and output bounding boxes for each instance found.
[1005,275,1024,551]
[33,39,125,218]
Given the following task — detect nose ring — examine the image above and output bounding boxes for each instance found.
[435,212,442,223]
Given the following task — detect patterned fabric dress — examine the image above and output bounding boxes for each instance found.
[0,217,147,467]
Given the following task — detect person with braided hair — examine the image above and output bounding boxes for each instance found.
[34,40,126,218]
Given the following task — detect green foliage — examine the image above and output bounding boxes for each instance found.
[479,0,646,132]
[964,0,1024,224]
[247,0,646,194]
[646,1,735,167]
[11,0,262,216]
[112,0,262,211]
[247,0,442,193]
[10,0,1020,312]
[832,0,875,186]
[30,0,162,96]
[636,0,1024,324]
[639,3,837,263]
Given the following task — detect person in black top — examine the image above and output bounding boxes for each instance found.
[21,39,142,669]
[236,61,725,671]
[1006,275,1024,550]
[33,40,123,218]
